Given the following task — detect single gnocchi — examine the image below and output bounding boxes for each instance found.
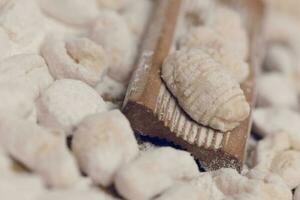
[114,147,199,200]
[36,79,107,135]
[42,35,109,86]
[88,10,136,83]
[72,110,139,187]
[212,168,292,200]
[270,150,300,189]
[162,49,250,132]
[0,117,80,187]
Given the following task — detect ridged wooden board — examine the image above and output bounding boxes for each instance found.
[123,0,264,171]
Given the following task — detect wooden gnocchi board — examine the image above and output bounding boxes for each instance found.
[123,0,264,171]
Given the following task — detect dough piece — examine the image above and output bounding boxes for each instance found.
[42,35,108,86]
[212,168,292,200]
[37,79,107,135]
[0,117,80,187]
[115,147,199,200]
[72,110,139,187]
[270,150,300,189]
[162,49,250,132]
[88,10,136,82]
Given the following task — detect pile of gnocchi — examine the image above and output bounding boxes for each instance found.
[0,0,300,200]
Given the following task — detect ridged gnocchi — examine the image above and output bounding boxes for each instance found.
[162,49,250,132]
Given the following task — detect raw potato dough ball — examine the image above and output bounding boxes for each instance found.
[246,170,292,200]
[179,26,249,82]
[257,73,298,108]
[252,108,300,150]
[0,0,45,49]
[0,174,45,200]
[115,147,199,200]
[245,169,288,188]
[96,0,134,10]
[212,168,292,200]
[0,54,54,99]
[253,132,290,171]
[205,5,249,60]
[37,79,107,135]
[0,117,80,187]
[39,0,99,26]
[42,35,108,86]
[270,150,300,189]
[121,0,153,42]
[72,110,139,187]
[88,10,136,82]
[162,49,250,132]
